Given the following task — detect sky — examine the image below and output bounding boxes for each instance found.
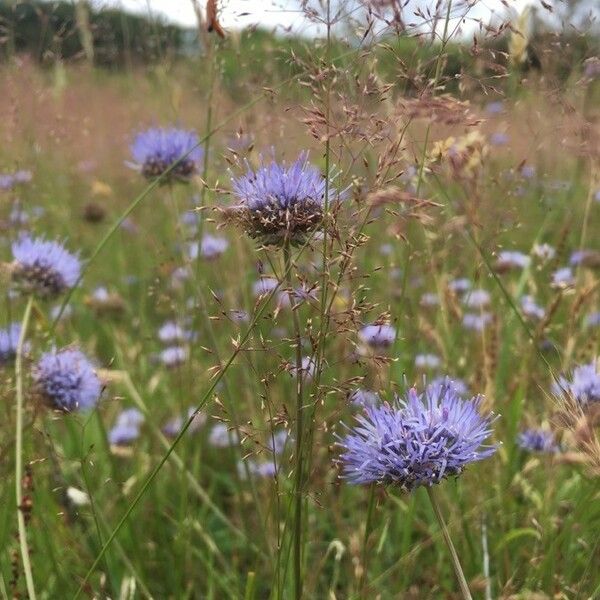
[88,0,535,36]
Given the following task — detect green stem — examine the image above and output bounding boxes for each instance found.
[426,487,472,600]
[284,242,305,600]
[15,295,36,600]
[359,484,376,598]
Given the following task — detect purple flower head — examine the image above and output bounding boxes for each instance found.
[188,235,229,260]
[585,312,600,328]
[252,277,279,297]
[230,152,344,245]
[350,389,381,408]
[158,321,194,345]
[109,408,145,446]
[551,267,575,288]
[13,170,33,185]
[337,382,497,490]
[289,356,316,381]
[427,376,469,398]
[517,428,559,454]
[496,250,531,271]
[555,362,600,406]
[420,292,440,307]
[485,101,504,115]
[448,278,472,293]
[521,295,545,320]
[533,243,556,261]
[0,174,14,190]
[463,288,490,309]
[158,346,188,368]
[267,430,291,455]
[129,127,203,183]
[0,323,29,364]
[490,132,509,146]
[462,312,492,331]
[359,324,396,349]
[569,249,600,268]
[33,348,101,412]
[163,407,206,438]
[209,423,240,447]
[238,459,277,480]
[11,235,81,298]
[415,353,441,369]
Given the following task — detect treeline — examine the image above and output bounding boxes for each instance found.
[0,1,192,66]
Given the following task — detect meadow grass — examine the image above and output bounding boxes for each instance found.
[1,5,600,599]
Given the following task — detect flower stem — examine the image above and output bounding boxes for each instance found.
[284,241,305,600]
[15,295,36,600]
[359,484,376,597]
[426,486,472,600]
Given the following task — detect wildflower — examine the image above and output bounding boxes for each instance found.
[158,321,194,344]
[448,278,471,293]
[209,423,240,447]
[337,382,497,489]
[585,312,600,328]
[158,346,188,368]
[349,389,381,408]
[462,312,492,331]
[252,277,279,297]
[533,243,556,261]
[129,127,203,183]
[289,356,316,381]
[238,459,277,480]
[109,408,145,446]
[521,295,545,320]
[427,376,469,398]
[520,165,536,179]
[228,309,249,323]
[188,235,229,260]
[555,361,600,406]
[13,170,33,184]
[230,152,343,246]
[496,250,531,271]
[485,101,504,114]
[463,288,490,309]
[569,249,600,268]
[11,235,81,298]
[0,323,27,364]
[0,173,14,190]
[267,430,291,454]
[163,407,206,438]
[33,348,102,412]
[420,292,440,307]
[517,428,559,453]
[358,324,396,349]
[490,132,509,146]
[551,267,575,288]
[415,353,441,369]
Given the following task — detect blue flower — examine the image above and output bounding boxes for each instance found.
[109,408,145,446]
[517,428,559,453]
[129,127,203,183]
[157,321,194,345]
[33,348,102,412]
[188,235,229,260]
[496,250,530,271]
[0,323,28,364]
[521,295,545,320]
[359,324,396,349]
[555,362,600,406]
[552,267,575,288]
[230,152,344,245]
[11,235,81,298]
[462,312,492,331]
[415,353,441,369]
[337,382,497,489]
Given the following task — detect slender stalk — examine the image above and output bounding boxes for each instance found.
[359,484,376,598]
[15,295,36,600]
[284,241,305,600]
[426,487,472,600]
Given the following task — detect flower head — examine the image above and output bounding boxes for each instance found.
[109,408,145,446]
[517,428,559,453]
[337,382,497,490]
[11,235,81,298]
[358,324,396,349]
[33,348,101,412]
[555,361,600,406]
[130,127,203,183]
[0,323,28,364]
[230,152,343,245]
